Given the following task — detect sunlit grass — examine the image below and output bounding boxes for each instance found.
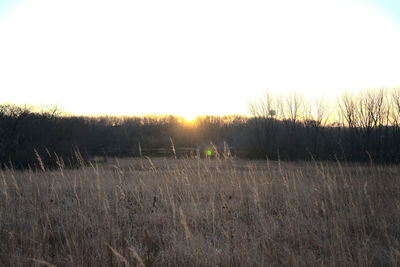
[0,157,399,266]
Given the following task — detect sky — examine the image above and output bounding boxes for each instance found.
[0,0,400,120]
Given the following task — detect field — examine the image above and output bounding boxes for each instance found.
[0,157,399,266]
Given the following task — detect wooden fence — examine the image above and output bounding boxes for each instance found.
[139,147,241,158]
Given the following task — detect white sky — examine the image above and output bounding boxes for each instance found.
[1,0,400,120]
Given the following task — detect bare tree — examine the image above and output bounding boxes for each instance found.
[357,89,387,130]
[303,98,314,125]
[315,97,330,127]
[248,91,276,119]
[285,91,303,124]
[248,91,279,158]
[337,92,357,128]
[390,88,400,126]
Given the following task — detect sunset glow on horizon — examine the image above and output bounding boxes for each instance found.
[1,0,400,120]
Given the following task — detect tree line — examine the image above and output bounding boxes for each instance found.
[0,104,246,169]
[1,88,400,169]
[247,88,400,162]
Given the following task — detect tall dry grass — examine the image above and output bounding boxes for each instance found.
[0,157,399,266]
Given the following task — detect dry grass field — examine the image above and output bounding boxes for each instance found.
[0,157,399,266]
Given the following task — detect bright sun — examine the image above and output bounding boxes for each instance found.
[181,110,211,122]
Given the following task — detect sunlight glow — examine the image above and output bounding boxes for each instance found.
[0,0,399,117]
